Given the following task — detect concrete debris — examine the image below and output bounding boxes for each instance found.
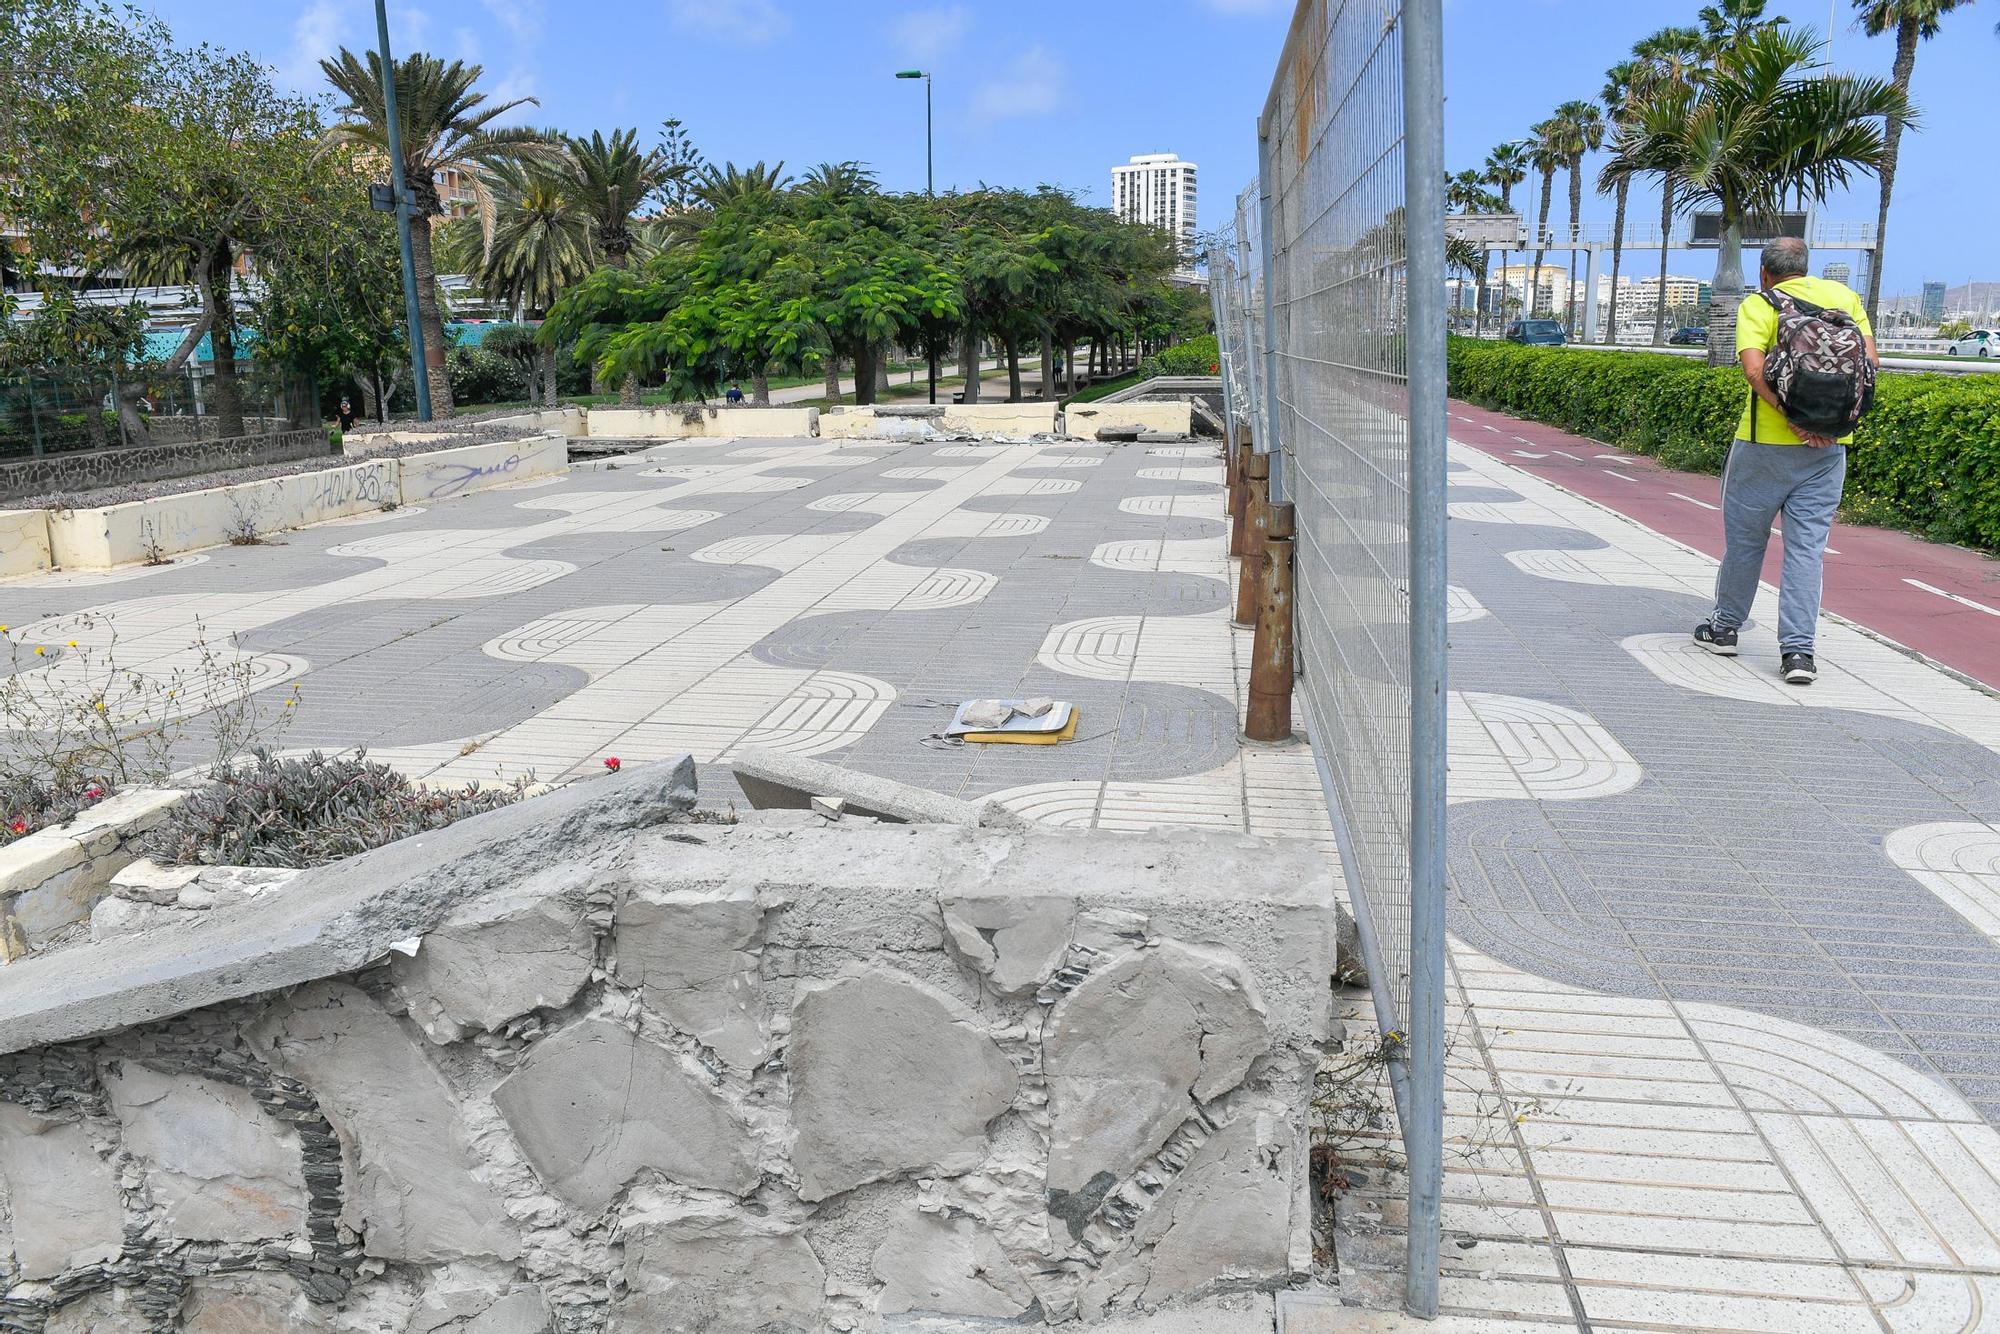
[730,747,1025,829]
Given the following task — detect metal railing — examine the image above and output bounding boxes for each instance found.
[1216,0,1448,1314]
[0,360,318,460]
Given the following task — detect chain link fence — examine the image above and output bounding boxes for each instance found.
[1215,0,1448,1314]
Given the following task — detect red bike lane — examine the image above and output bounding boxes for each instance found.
[1449,399,2000,691]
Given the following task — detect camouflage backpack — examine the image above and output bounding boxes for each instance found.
[1753,286,1876,439]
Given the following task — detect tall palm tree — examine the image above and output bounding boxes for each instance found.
[1526,118,1564,319]
[322,50,556,416]
[563,128,678,404]
[1852,0,1964,326]
[478,159,595,404]
[1598,61,1640,342]
[1447,170,1497,329]
[1626,25,1708,344]
[564,128,678,268]
[1604,25,1907,366]
[1483,142,1530,328]
[1549,99,1606,335]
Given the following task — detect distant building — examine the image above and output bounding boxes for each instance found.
[1632,274,1704,314]
[1853,252,1874,305]
[1488,264,1570,320]
[1822,261,1850,286]
[1111,153,1198,277]
[1921,281,1947,323]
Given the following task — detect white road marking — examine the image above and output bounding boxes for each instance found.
[1600,468,1637,481]
[1511,450,1546,460]
[1670,491,1720,511]
[1906,578,2000,619]
[1551,448,1582,461]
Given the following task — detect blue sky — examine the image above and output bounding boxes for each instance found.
[141,0,1995,299]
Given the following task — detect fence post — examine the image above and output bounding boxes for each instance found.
[26,374,45,457]
[1229,440,1253,559]
[1233,450,1269,628]
[1401,0,1450,1318]
[1244,500,1295,742]
[1256,126,1286,502]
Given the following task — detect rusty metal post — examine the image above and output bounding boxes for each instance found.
[1245,500,1296,742]
[1232,451,1270,627]
[1228,439,1254,558]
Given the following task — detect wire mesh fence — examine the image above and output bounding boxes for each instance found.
[1215,0,1448,1314]
[0,360,318,461]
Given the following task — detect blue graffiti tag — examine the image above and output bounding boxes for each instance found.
[426,453,523,499]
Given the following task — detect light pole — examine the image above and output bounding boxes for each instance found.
[375,0,430,420]
[896,69,939,404]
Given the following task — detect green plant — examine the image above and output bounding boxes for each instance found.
[1447,337,2000,550]
[139,748,527,868]
[0,615,300,835]
[1136,334,1219,381]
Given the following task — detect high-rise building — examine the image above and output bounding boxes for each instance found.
[1822,261,1850,286]
[1111,153,1198,277]
[1921,281,1947,323]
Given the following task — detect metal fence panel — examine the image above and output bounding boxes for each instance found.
[1220,0,1448,1314]
[0,360,317,461]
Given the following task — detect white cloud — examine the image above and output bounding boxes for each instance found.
[971,45,1065,120]
[277,0,345,92]
[891,4,971,63]
[667,0,792,43]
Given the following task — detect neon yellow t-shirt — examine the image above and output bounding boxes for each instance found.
[1734,276,1873,445]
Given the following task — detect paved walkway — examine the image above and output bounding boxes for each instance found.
[1320,428,2000,1333]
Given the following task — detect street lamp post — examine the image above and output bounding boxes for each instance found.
[375,0,431,421]
[896,69,938,405]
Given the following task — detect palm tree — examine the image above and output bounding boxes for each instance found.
[1699,0,1788,44]
[1626,26,1708,344]
[1598,62,1640,342]
[1447,170,1498,329]
[478,160,595,404]
[1483,142,1530,333]
[1548,99,1606,336]
[1604,25,1907,366]
[1852,0,1964,326]
[692,160,792,209]
[322,50,556,416]
[1526,118,1563,318]
[563,128,679,404]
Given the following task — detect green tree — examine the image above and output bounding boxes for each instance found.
[1604,25,1907,366]
[1599,61,1640,341]
[107,44,328,437]
[1851,0,1967,326]
[478,159,596,403]
[1482,141,1531,335]
[1545,99,1606,334]
[320,49,556,416]
[1525,119,1563,318]
[655,117,707,213]
[1617,25,1709,343]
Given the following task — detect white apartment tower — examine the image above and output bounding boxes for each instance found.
[1112,153,1198,276]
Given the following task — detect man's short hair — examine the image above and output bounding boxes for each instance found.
[1760,236,1809,279]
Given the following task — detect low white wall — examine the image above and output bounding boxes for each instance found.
[396,433,566,505]
[1063,402,1194,438]
[0,510,53,578]
[46,460,400,570]
[941,402,1058,436]
[483,406,584,438]
[42,434,565,570]
[586,406,818,439]
[819,403,1059,439]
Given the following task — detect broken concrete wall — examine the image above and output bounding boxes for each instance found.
[0,760,1335,1331]
[0,789,186,961]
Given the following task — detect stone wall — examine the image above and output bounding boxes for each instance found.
[583,406,819,440]
[0,430,332,504]
[0,760,1336,1332]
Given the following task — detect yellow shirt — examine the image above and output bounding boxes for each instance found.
[1734,275,1872,445]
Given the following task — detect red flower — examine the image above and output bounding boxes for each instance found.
[603,757,622,771]
[8,820,25,835]
[82,785,104,800]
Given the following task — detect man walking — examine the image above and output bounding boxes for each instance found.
[1694,237,1877,685]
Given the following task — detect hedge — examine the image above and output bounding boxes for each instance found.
[1138,334,1220,381]
[1446,338,2000,553]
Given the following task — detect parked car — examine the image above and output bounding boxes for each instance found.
[1667,326,1707,346]
[1505,319,1567,346]
[1946,330,1993,357]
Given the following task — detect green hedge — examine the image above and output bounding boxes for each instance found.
[1138,334,1219,380]
[1446,338,2000,552]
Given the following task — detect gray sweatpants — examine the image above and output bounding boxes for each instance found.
[1709,439,1846,653]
